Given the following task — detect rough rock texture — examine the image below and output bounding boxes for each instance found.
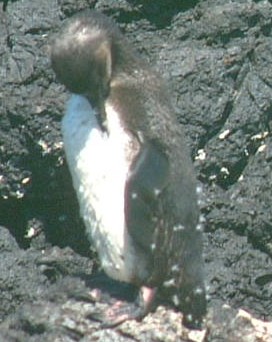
[1,0,272,340]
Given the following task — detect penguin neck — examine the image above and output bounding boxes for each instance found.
[112,39,145,76]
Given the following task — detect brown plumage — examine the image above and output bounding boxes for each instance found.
[51,10,206,328]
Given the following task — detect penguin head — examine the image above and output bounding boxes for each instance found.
[51,12,116,106]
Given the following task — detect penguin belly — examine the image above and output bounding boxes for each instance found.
[61,94,136,282]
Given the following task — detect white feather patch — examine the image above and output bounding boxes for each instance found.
[62,94,136,281]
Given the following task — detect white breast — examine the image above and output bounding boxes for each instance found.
[62,94,135,281]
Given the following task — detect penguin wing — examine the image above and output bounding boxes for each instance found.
[124,141,169,252]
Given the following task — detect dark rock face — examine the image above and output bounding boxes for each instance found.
[1,0,272,340]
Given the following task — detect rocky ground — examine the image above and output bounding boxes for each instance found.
[1,0,272,341]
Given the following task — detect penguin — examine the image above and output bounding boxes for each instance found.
[50,10,206,329]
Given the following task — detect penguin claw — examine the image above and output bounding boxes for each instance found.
[88,299,144,327]
[87,286,157,327]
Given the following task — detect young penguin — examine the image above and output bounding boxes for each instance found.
[51,10,206,328]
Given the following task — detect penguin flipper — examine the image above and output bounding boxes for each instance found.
[125,141,169,253]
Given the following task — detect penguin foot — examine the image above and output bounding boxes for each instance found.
[88,286,157,327]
